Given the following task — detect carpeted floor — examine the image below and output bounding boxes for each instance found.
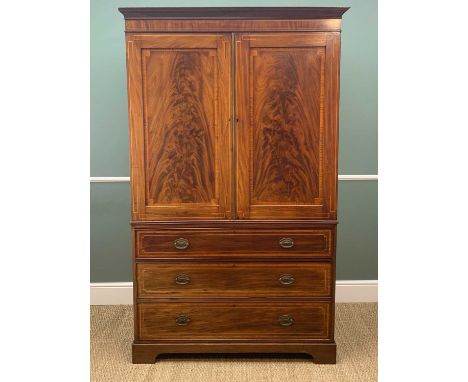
[91,303,377,382]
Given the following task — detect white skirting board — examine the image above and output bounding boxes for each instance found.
[90,280,378,305]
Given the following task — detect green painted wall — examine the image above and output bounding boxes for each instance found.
[90,0,377,281]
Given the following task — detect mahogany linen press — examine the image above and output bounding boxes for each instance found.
[119,7,349,364]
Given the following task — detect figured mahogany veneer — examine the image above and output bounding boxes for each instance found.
[136,262,332,298]
[236,33,340,219]
[120,7,347,364]
[126,33,232,220]
[137,301,331,340]
[137,229,332,257]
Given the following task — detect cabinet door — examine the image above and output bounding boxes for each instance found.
[126,34,232,220]
[235,33,340,220]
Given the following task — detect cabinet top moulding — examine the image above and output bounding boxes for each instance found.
[119,7,349,33]
[118,7,349,20]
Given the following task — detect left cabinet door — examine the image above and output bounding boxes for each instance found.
[126,34,232,220]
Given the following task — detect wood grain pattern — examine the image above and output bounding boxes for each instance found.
[251,48,324,203]
[137,228,332,257]
[125,19,342,33]
[136,262,332,297]
[137,301,331,340]
[126,34,232,220]
[143,48,216,204]
[236,33,340,219]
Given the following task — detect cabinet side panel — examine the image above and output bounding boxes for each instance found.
[126,38,145,219]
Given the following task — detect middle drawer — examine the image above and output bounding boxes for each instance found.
[136,262,332,298]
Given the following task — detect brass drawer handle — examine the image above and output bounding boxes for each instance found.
[175,274,190,285]
[279,274,295,285]
[279,237,294,249]
[174,238,189,250]
[278,315,294,327]
[175,315,191,326]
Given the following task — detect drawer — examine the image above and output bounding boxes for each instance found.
[137,229,332,257]
[136,262,332,298]
[137,301,331,340]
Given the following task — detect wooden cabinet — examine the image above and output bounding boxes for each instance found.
[120,7,348,364]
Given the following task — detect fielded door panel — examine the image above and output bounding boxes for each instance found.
[235,33,340,219]
[126,34,232,220]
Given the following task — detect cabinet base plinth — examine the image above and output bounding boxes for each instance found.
[132,342,336,364]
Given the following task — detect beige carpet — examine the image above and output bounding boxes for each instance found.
[91,303,377,382]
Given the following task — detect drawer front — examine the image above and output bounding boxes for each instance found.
[136,262,332,298]
[137,229,332,257]
[138,301,331,340]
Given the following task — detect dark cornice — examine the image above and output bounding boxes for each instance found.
[118,7,350,20]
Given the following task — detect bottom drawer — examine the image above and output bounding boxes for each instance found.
[137,301,331,340]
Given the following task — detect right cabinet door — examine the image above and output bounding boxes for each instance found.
[235,33,340,220]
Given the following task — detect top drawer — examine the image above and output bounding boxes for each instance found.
[137,229,333,257]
